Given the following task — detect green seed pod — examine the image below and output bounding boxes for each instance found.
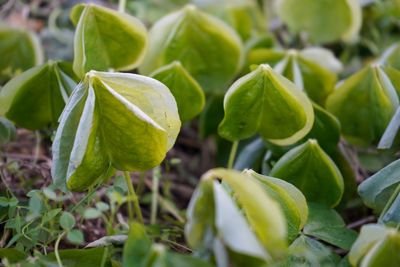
[70,4,148,78]
[276,0,361,44]
[52,71,181,192]
[270,139,344,207]
[218,64,314,146]
[326,65,400,146]
[244,169,308,242]
[139,4,243,93]
[0,61,78,130]
[0,25,43,83]
[150,61,205,122]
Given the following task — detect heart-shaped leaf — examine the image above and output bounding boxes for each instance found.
[326,65,400,146]
[270,139,344,207]
[349,224,400,267]
[244,169,308,242]
[70,3,148,78]
[0,61,78,130]
[358,159,400,211]
[0,117,16,146]
[218,64,314,146]
[0,26,43,83]
[277,0,361,43]
[139,4,243,93]
[52,71,180,191]
[150,61,205,122]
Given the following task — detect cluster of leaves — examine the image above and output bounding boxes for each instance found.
[1,0,400,266]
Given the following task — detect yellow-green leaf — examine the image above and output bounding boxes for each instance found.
[243,169,308,242]
[52,71,180,191]
[139,4,243,93]
[150,61,205,122]
[276,0,361,43]
[218,64,314,146]
[0,25,43,83]
[71,4,148,78]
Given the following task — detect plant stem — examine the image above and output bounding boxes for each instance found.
[118,0,126,12]
[227,141,239,169]
[55,232,65,267]
[136,172,146,196]
[33,130,41,165]
[0,167,16,199]
[123,171,144,224]
[151,166,161,225]
[378,183,400,223]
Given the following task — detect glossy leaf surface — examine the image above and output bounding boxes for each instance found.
[358,159,400,211]
[218,64,314,146]
[52,71,180,191]
[380,42,400,70]
[0,61,78,130]
[71,4,148,78]
[303,203,358,250]
[0,26,43,83]
[270,140,344,207]
[277,0,361,43]
[139,4,243,93]
[326,65,400,146]
[244,169,308,242]
[150,61,205,122]
[378,106,400,149]
[0,117,16,146]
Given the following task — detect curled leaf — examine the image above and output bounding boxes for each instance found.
[139,4,243,93]
[244,169,308,242]
[0,61,78,130]
[150,61,205,122]
[270,139,344,207]
[218,64,314,146]
[326,65,400,146]
[0,26,43,83]
[71,4,148,78]
[52,71,180,191]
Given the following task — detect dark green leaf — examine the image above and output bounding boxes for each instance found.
[0,248,28,264]
[60,212,75,230]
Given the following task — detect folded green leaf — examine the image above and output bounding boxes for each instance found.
[303,203,358,250]
[349,224,400,267]
[249,48,339,106]
[71,3,148,78]
[0,25,43,83]
[0,61,78,130]
[139,4,243,93]
[218,64,314,146]
[52,71,181,191]
[150,61,205,122]
[277,0,361,43]
[270,139,344,207]
[244,169,308,242]
[186,168,287,261]
[378,107,400,149]
[0,117,16,146]
[358,159,400,211]
[326,65,400,146]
